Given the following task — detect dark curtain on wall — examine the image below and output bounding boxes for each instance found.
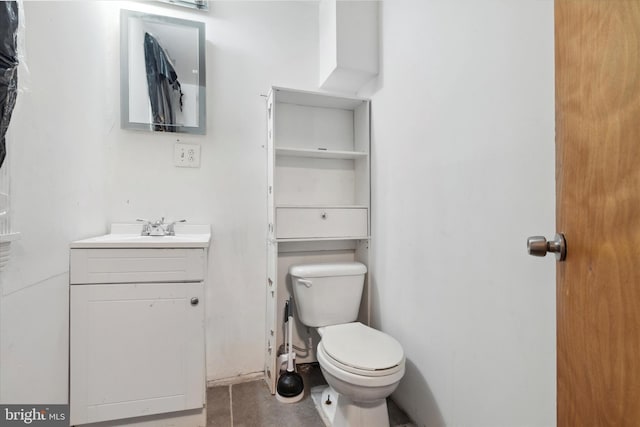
[143,32,183,132]
[0,1,19,169]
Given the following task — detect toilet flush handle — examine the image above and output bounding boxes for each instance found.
[297,278,313,288]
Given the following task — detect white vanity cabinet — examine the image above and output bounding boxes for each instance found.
[265,87,371,393]
[69,226,210,427]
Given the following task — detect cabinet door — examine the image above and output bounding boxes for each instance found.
[70,282,205,425]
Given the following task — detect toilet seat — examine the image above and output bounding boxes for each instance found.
[319,322,405,377]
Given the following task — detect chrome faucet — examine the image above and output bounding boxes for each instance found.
[165,219,186,236]
[137,218,186,236]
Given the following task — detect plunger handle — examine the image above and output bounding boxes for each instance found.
[287,298,295,372]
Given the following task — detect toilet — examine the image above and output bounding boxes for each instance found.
[289,262,405,427]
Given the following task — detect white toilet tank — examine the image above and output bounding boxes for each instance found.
[289,262,367,327]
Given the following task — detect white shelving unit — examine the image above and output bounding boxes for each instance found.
[264,86,371,393]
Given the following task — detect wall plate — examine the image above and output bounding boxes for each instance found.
[174,143,201,168]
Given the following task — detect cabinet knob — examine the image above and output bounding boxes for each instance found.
[321,211,327,220]
[190,297,199,306]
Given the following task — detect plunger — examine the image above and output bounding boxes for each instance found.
[276,299,304,403]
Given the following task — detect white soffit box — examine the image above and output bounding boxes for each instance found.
[319,0,379,93]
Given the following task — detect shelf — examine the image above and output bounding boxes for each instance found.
[272,236,370,243]
[0,232,21,243]
[276,204,368,209]
[275,147,368,160]
[0,232,20,272]
[273,86,368,110]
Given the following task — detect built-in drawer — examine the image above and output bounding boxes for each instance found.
[276,207,368,239]
[70,248,205,284]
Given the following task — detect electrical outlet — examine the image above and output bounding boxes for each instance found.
[174,143,201,168]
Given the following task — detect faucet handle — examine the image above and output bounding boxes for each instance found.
[166,219,186,235]
[136,218,152,236]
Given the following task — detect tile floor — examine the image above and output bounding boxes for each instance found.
[207,363,415,427]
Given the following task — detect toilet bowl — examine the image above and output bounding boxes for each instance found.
[315,322,405,427]
[289,262,405,427]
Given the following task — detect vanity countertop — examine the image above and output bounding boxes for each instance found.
[70,223,211,249]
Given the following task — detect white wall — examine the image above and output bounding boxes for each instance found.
[104,0,318,383]
[1,1,112,402]
[359,1,556,426]
[0,0,318,402]
[1,2,557,424]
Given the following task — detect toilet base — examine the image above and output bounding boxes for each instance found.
[311,385,390,427]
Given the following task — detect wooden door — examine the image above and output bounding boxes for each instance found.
[556,1,640,425]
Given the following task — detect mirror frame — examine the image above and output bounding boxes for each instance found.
[120,10,206,135]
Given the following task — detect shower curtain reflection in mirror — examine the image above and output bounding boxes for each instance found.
[143,32,184,132]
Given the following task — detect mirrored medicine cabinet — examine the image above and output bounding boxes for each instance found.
[120,10,206,135]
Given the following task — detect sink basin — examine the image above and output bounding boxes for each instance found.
[70,224,211,249]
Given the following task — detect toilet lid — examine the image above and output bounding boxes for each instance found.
[321,322,404,372]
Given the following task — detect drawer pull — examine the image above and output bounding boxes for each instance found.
[321,211,327,220]
[190,297,199,306]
